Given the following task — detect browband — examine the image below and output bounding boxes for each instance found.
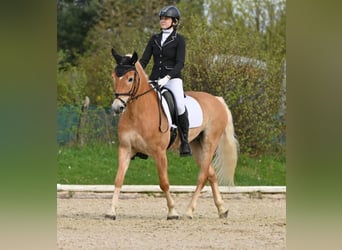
[115,65,136,77]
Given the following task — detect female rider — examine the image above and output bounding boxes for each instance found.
[139,5,191,157]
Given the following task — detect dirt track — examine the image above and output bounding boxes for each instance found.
[57,192,286,249]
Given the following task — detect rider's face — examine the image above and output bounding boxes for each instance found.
[160,16,173,29]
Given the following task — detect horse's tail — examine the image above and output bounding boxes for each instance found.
[212,97,239,186]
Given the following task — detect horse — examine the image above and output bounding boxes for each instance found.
[105,48,238,220]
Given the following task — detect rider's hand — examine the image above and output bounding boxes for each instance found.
[157,75,171,87]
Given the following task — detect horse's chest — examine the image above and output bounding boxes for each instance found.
[118,115,164,150]
[120,130,148,148]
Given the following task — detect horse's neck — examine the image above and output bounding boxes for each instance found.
[126,83,156,119]
[127,64,156,116]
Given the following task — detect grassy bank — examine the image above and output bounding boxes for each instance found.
[57,143,285,186]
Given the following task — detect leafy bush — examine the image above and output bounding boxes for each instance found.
[182,14,285,154]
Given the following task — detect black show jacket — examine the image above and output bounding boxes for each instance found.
[139,30,186,80]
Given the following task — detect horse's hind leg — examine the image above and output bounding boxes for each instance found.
[184,174,207,219]
[184,163,227,219]
[184,141,213,219]
[185,139,227,219]
[154,152,180,220]
[207,164,228,218]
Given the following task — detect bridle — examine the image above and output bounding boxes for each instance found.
[113,66,168,133]
[113,67,154,107]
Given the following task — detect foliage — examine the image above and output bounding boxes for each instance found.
[180,0,286,154]
[57,143,286,185]
[57,0,100,66]
[57,50,87,105]
[57,0,286,155]
[76,0,175,106]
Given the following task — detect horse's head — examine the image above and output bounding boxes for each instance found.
[111,48,139,114]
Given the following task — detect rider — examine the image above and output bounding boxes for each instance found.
[140,5,192,157]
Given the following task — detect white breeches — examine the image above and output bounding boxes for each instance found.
[164,78,186,115]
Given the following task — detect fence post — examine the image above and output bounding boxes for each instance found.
[77,96,90,146]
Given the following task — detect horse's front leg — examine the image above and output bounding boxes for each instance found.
[105,146,131,220]
[154,152,180,220]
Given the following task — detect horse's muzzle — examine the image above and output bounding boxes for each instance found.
[112,98,126,115]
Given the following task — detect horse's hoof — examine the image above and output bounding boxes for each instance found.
[219,210,229,218]
[105,214,116,220]
[184,211,193,219]
[167,215,180,220]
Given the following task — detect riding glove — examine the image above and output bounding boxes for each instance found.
[157,75,171,87]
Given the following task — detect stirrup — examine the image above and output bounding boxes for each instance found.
[131,152,148,160]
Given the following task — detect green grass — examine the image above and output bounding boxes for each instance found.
[235,154,286,186]
[57,143,286,186]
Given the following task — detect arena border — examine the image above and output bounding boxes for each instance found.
[57,184,286,194]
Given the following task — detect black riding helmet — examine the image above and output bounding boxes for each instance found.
[159,6,181,29]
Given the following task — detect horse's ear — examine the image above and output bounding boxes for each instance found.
[131,51,138,65]
[111,48,122,64]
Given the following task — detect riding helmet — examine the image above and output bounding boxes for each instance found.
[159,6,181,21]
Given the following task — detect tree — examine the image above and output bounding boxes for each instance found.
[57,0,100,66]
[77,0,174,106]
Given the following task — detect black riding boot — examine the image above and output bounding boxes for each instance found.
[177,110,192,157]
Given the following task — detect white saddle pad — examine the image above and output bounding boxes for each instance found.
[161,94,203,128]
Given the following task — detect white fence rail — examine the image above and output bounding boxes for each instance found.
[57,184,286,194]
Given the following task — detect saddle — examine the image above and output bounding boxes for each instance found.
[160,88,178,148]
[131,85,203,160]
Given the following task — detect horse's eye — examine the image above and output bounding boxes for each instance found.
[128,77,133,83]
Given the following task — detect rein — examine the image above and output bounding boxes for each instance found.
[150,81,169,133]
[114,68,168,133]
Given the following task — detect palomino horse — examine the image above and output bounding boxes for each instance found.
[106,48,238,220]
